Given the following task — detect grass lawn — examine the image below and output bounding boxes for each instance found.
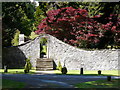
[54,70,120,76]
[2,79,26,88]
[0,69,35,74]
[0,69,119,76]
[75,79,120,88]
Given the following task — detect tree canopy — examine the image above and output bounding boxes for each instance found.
[2,2,35,47]
[35,2,120,49]
[2,2,120,48]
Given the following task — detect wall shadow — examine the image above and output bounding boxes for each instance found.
[53,61,57,70]
[2,47,26,69]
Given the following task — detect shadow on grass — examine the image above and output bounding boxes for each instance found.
[2,79,26,89]
[75,79,120,89]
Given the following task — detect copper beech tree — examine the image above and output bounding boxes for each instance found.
[35,7,120,49]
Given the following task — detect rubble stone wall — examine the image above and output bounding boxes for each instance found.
[48,35,119,70]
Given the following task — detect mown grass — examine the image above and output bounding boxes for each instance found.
[0,69,119,76]
[2,79,26,89]
[54,70,120,76]
[75,79,120,88]
[0,69,35,74]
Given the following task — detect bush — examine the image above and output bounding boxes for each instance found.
[29,32,39,39]
[56,61,62,71]
[11,30,20,46]
[24,58,32,73]
[61,66,67,74]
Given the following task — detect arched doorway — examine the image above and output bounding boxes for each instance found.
[40,37,47,58]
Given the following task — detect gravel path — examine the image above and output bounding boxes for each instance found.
[2,73,120,88]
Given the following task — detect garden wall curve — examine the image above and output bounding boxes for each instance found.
[3,34,120,70]
[3,36,40,68]
[48,35,120,70]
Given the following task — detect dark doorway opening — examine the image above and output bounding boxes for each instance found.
[40,37,47,58]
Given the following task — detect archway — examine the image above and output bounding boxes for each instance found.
[40,37,47,58]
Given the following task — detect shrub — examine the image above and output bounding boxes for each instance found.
[29,32,39,39]
[56,61,62,71]
[11,30,20,46]
[61,66,67,74]
[24,58,32,73]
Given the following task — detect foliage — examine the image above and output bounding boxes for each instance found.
[61,67,67,74]
[2,2,51,47]
[29,31,39,39]
[11,30,20,46]
[74,2,104,17]
[2,2,35,35]
[34,6,46,29]
[40,37,47,45]
[95,2,120,24]
[2,2,36,47]
[56,61,62,71]
[35,6,120,49]
[24,58,32,73]
[40,45,47,56]
[2,2,120,48]
[40,37,47,56]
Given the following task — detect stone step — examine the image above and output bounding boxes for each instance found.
[36,65,53,68]
[36,58,53,71]
[37,58,53,61]
[36,66,53,68]
[36,61,53,66]
[37,60,53,62]
[36,63,53,66]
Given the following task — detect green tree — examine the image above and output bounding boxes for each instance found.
[2,2,35,47]
[34,6,46,30]
[11,30,20,46]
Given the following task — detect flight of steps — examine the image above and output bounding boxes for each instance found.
[36,58,53,71]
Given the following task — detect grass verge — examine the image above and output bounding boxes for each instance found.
[54,70,120,76]
[0,69,119,76]
[2,79,26,88]
[0,69,35,74]
[75,79,120,88]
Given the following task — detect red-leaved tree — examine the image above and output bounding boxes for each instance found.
[35,7,120,49]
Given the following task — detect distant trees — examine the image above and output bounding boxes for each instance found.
[2,2,35,47]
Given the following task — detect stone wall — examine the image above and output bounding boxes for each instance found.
[48,35,120,70]
[3,34,120,70]
[18,36,40,67]
[3,36,40,68]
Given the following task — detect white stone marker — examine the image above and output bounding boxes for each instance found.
[19,34,24,45]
